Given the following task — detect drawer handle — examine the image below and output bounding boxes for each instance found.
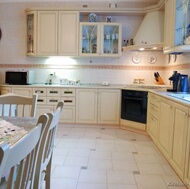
[49,99,58,102]
[50,91,58,94]
[35,90,44,94]
[37,99,44,102]
[64,100,73,103]
[64,91,73,94]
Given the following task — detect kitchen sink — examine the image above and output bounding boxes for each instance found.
[167,93,190,102]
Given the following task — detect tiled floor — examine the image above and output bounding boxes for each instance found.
[49,124,187,189]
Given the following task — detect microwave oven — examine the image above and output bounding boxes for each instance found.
[5,71,34,85]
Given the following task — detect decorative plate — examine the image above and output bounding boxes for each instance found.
[132,54,141,64]
[88,13,98,22]
[148,55,157,64]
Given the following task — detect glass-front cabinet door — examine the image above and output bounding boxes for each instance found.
[80,23,100,56]
[26,11,37,56]
[175,0,190,46]
[102,23,121,57]
[79,22,121,57]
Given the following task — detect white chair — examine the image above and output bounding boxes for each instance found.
[2,114,49,189]
[0,93,38,117]
[32,101,64,189]
[0,142,10,179]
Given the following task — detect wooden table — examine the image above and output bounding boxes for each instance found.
[0,116,38,146]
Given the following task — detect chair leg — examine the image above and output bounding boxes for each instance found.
[45,156,52,189]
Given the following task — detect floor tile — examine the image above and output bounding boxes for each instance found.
[108,184,138,189]
[50,178,78,189]
[78,169,107,183]
[77,183,107,189]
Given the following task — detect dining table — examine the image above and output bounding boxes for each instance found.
[0,116,38,146]
[0,116,39,187]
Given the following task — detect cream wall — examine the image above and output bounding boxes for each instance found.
[0,2,190,86]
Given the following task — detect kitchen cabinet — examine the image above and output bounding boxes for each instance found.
[157,97,174,160]
[170,102,188,179]
[76,88,98,123]
[164,0,190,54]
[98,89,120,124]
[147,93,160,143]
[184,110,190,188]
[79,22,122,57]
[76,88,120,124]
[26,10,79,56]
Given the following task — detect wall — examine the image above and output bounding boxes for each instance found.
[0,1,190,87]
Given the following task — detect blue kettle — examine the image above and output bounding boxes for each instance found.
[178,75,189,93]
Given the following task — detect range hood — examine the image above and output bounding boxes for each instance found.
[122,10,164,52]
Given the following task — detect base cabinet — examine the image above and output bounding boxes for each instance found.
[157,97,174,160]
[76,88,120,124]
[170,102,188,179]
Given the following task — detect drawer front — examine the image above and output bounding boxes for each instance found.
[61,97,75,106]
[33,88,47,96]
[62,88,76,97]
[149,103,159,119]
[148,93,159,107]
[47,88,61,96]
[37,96,47,105]
[148,113,158,139]
[47,97,61,105]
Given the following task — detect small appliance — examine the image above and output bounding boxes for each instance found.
[167,71,181,92]
[177,74,189,93]
[5,71,34,85]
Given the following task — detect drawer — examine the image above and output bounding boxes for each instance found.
[62,88,76,97]
[149,103,159,119]
[47,88,61,96]
[33,88,47,96]
[61,97,75,106]
[37,97,47,105]
[47,97,61,105]
[148,93,159,107]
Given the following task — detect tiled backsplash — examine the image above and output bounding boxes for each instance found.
[0,2,190,86]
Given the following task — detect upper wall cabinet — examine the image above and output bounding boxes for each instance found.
[79,22,122,57]
[26,10,79,56]
[164,0,190,54]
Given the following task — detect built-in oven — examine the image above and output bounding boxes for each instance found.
[121,89,148,124]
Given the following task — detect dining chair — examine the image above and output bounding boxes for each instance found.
[0,93,38,117]
[2,113,49,189]
[32,101,64,189]
[0,142,10,179]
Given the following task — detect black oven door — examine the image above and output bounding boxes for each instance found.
[121,92,147,124]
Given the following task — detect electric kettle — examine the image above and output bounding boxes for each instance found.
[177,75,189,93]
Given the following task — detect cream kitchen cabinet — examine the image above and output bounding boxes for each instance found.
[79,22,122,57]
[170,101,188,179]
[26,10,79,56]
[147,92,160,143]
[61,88,76,123]
[76,88,98,123]
[164,0,190,54]
[157,97,174,160]
[98,89,120,124]
[76,88,120,124]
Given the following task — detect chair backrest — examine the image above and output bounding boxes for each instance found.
[0,93,38,117]
[32,101,64,189]
[0,142,10,179]
[3,114,49,189]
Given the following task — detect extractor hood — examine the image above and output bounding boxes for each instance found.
[122,10,164,52]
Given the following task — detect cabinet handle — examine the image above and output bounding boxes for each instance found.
[64,100,73,103]
[64,91,73,94]
[37,99,44,102]
[49,99,58,102]
[35,90,44,94]
[50,91,58,94]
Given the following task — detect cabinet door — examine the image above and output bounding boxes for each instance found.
[170,102,188,179]
[101,23,122,57]
[164,0,175,53]
[79,23,100,56]
[58,11,79,56]
[76,89,98,123]
[98,89,120,124]
[26,11,37,55]
[157,98,174,159]
[37,11,58,56]
[36,105,54,118]
[12,88,32,97]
